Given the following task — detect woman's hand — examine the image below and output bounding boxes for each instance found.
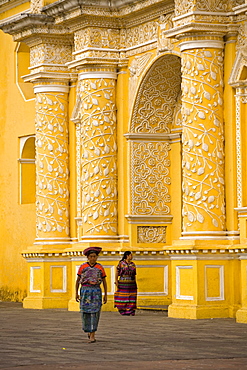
[103,294,107,304]
[115,281,118,289]
[75,293,80,302]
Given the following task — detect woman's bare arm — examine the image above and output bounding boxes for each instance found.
[102,277,107,304]
[75,275,80,302]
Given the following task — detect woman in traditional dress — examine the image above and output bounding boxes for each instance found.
[75,246,107,343]
[114,251,137,316]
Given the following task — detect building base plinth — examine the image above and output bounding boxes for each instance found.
[236,308,247,323]
[168,303,230,319]
[23,297,69,309]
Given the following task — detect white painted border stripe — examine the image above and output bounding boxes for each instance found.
[50,266,67,293]
[205,265,224,301]
[175,266,194,300]
[30,266,41,293]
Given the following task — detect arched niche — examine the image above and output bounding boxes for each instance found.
[125,54,182,245]
[19,136,36,204]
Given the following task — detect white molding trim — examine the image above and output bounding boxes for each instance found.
[80,235,129,243]
[205,265,224,301]
[34,85,69,94]
[171,255,237,261]
[180,40,224,52]
[125,214,173,224]
[239,254,247,260]
[74,47,118,55]
[124,132,181,141]
[175,266,194,300]
[79,71,117,80]
[50,265,67,293]
[30,266,41,293]
[136,265,168,295]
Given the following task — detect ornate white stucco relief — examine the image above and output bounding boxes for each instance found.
[30,42,72,68]
[120,21,158,49]
[129,55,181,219]
[158,13,177,53]
[129,52,153,114]
[130,141,171,215]
[137,226,167,243]
[78,77,118,235]
[30,0,44,13]
[181,48,225,233]
[236,23,247,54]
[131,55,181,133]
[195,0,231,12]
[74,28,120,51]
[174,0,239,16]
[35,92,70,238]
[175,0,195,17]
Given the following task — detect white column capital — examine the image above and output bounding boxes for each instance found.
[180,40,224,52]
[78,71,117,80]
[33,85,70,94]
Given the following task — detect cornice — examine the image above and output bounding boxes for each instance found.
[21,247,247,261]
[42,0,173,29]
[0,0,28,14]
[0,12,73,42]
[0,13,53,32]
[163,22,229,39]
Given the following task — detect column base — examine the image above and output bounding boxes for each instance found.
[236,308,247,323]
[168,303,229,319]
[23,297,69,309]
[68,299,80,312]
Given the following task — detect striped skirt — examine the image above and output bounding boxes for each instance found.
[114,279,137,316]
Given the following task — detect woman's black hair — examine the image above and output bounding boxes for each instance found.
[121,251,132,261]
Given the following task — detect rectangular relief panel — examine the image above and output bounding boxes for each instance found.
[205,265,224,301]
[50,266,67,293]
[30,266,41,293]
[136,265,168,295]
[176,266,194,300]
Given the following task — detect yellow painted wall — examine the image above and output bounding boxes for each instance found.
[0,30,36,301]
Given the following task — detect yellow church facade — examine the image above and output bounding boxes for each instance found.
[1,0,247,322]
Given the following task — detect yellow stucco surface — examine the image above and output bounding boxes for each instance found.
[1,0,247,323]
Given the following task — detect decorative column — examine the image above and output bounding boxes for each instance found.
[180,40,226,240]
[74,68,118,244]
[166,35,232,320]
[34,82,70,245]
[19,33,73,309]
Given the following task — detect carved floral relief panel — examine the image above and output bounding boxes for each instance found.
[78,77,118,236]
[174,0,239,16]
[74,28,120,51]
[137,226,167,243]
[35,92,70,238]
[30,42,72,67]
[181,48,225,233]
[120,21,158,49]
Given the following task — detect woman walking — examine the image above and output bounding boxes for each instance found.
[75,246,107,343]
[114,251,137,316]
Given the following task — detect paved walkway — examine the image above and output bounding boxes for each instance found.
[1,302,247,369]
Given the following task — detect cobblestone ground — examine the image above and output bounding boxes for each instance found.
[1,302,247,369]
